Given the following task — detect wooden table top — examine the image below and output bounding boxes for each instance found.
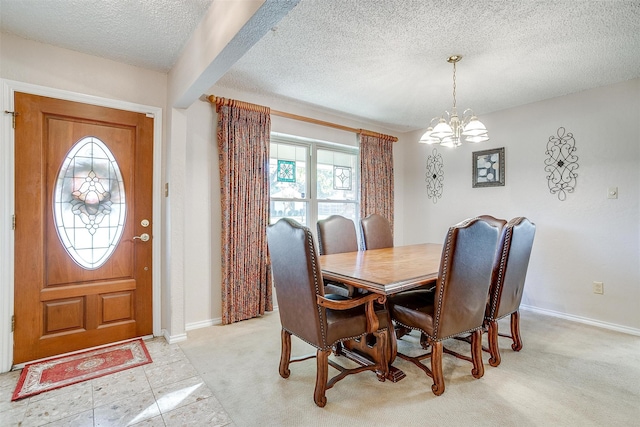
[319,243,443,295]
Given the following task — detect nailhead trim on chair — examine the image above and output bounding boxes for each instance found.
[487,218,522,320]
[304,226,329,346]
[297,224,390,351]
[393,320,483,343]
[432,217,474,339]
[408,217,487,342]
[282,326,389,351]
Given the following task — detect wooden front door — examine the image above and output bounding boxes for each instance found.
[13,92,154,364]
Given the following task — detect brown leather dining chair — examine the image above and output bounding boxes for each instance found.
[316,215,359,297]
[485,216,536,367]
[387,217,502,395]
[267,218,389,407]
[360,213,393,250]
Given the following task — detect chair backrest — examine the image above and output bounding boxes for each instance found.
[432,217,502,340]
[477,214,508,288]
[360,214,393,250]
[267,218,326,348]
[487,217,536,321]
[316,215,359,255]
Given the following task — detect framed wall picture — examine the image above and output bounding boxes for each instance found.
[472,147,505,188]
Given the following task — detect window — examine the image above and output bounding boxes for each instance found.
[53,136,126,269]
[269,134,359,228]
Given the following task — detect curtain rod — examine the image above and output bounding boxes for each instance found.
[207,94,397,142]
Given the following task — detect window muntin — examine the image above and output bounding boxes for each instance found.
[53,136,126,269]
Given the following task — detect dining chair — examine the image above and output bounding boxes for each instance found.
[316,215,359,297]
[485,216,536,367]
[360,213,393,250]
[267,218,389,407]
[387,217,502,395]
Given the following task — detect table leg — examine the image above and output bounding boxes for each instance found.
[340,327,406,382]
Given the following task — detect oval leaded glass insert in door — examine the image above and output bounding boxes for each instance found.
[53,136,126,269]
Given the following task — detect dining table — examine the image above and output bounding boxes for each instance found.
[319,243,443,382]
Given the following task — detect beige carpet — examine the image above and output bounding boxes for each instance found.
[180,310,640,426]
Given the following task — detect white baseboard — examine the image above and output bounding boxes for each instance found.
[163,330,188,344]
[183,311,278,332]
[185,318,222,331]
[521,304,640,336]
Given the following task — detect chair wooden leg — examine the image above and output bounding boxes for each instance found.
[279,329,292,378]
[314,349,330,407]
[488,320,501,367]
[430,341,445,396]
[471,330,485,379]
[420,332,430,350]
[510,311,523,351]
[394,324,411,339]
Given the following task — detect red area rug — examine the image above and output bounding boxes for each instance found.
[12,338,152,401]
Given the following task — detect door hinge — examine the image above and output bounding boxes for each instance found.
[4,110,19,129]
[11,315,15,332]
[12,215,16,230]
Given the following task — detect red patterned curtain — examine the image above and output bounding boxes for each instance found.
[359,132,395,231]
[215,97,273,324]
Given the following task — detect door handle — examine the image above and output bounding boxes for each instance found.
[133,233,150,242]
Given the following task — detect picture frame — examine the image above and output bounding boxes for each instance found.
[472,147,505,188]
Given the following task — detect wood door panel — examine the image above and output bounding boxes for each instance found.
[100,292,134,324]
[43,298,85,334]
[13,92,153,364]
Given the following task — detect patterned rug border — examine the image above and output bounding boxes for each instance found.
[11,338,152,401]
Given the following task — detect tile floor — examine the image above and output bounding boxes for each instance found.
[0,338,235,427]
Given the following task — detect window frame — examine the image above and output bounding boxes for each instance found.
[269,133,360,231]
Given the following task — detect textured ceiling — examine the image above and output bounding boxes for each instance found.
[2,0,639,132]
[218,0,640,131]
[0,0,214,72]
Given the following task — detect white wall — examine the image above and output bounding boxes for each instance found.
[0,33,167,107]
[401,78,640,332]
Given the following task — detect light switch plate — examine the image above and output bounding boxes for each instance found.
[593,281,604,294]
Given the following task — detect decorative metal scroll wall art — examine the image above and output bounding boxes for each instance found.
[425,148,444,203]
[544,127,578,201]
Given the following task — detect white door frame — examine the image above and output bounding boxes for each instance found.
[0,79,163,372]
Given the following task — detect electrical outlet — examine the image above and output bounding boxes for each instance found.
[593,281,604,294]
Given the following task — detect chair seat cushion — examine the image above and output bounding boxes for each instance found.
[325,306,389,345]
[387,289,436,337]
[324,282,353,298]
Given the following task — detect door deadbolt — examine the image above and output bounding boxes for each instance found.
[141,219,150,227]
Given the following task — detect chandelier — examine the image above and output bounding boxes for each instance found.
[419,55,489,147]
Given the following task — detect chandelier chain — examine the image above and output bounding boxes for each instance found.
[452,61,457,109]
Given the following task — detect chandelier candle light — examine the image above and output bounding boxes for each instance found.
[419,55,489,147]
